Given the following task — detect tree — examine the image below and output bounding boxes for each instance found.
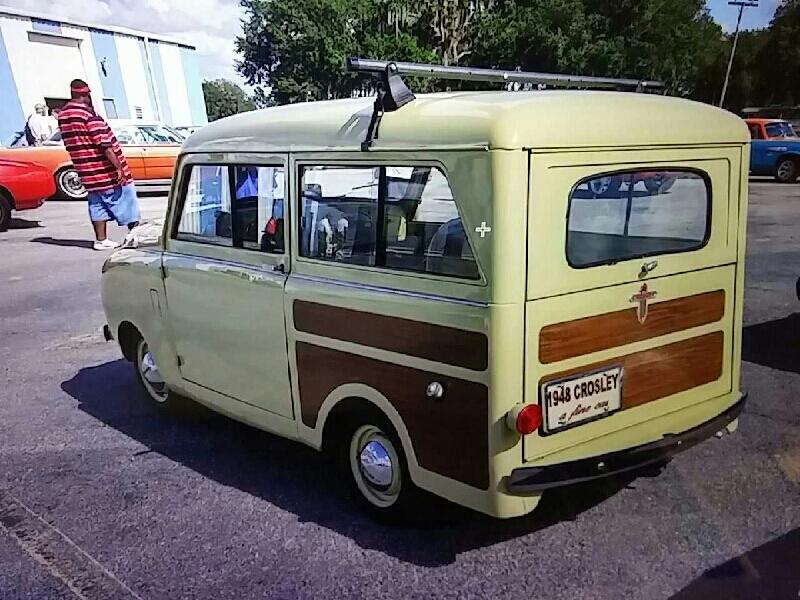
[756,0,800,105]
[472,0,725,97]
[236,0,438,104]
[202,79,256,122]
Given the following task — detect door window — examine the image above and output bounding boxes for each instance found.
[298,165,479,279]
[175,164,286,253]
[567,170,710,268]
[176,165,233,247]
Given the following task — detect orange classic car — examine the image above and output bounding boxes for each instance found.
[0,121,183,199]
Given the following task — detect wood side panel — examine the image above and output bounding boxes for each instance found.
[296,342,490,490]
[540,332,724,411]
[539,290,725,364]
[293,300,488,371]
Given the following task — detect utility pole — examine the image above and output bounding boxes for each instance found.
[720,0,759,108]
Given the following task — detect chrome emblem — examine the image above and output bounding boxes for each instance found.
[630,283,657,324]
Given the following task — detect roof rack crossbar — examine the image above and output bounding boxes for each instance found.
[347,57,663,91]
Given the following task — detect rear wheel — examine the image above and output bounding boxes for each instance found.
[55,168,87,200]
[0,192,11,232]
[345,416,417,520]
[776,158,798,183]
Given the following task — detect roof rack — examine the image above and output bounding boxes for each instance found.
[347,57,663,92]
[347,57,663,151]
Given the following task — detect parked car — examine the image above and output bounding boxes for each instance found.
[745,118,800,183]
[0,158,56,231]
[101,59,749,520]
[0,120,183,199]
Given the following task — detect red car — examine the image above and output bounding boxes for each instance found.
[0,158,56,231]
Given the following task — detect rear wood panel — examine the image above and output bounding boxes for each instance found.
[296,342,489,490]
[540,332,724,411]
[294,300,488,371]
[539,291,725,364]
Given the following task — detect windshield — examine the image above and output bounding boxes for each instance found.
[111,124,184,145]
[765,122,798,138]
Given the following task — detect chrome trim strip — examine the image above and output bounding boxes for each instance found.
[291,274,488,308]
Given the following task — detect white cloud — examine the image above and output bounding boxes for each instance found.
[0,0,247,86]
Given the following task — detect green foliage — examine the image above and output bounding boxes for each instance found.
[757,0,800,105]
[202,79,256,121]
[235,0,800,108]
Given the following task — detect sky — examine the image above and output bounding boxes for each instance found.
[0,0,783,90]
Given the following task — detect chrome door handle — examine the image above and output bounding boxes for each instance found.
[639,260,658,279]
[272,263,285,274]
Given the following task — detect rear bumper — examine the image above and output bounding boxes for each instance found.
[506,393,747,494]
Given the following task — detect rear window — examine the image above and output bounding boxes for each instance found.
[567,170,710,268]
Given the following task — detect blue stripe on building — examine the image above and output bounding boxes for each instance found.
[89,28,130,119]
[0,28,25,145]
[31,19,62,35]
[179,46,208,125]
[138,39,159,121]
[147,40,172,125]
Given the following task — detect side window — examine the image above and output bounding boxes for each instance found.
[233,166,285,253]
[299,166,378,265]
[176,165,233,246]
[298,165,479,280]
[384,167,479,279]
[567,170,710,268]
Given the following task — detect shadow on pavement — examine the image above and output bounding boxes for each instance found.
[742,313,800,375]
[31,236,93,249]
[9,217,42,229]
[669,527,800,600]
[61,359,664,567]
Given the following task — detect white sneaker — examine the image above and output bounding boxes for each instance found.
[93,239,119,251]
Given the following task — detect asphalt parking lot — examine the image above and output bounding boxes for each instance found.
[1,182,799,600]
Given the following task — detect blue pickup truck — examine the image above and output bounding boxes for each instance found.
[746,119,800,183]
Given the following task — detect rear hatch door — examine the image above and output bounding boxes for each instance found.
[524,146,743,463]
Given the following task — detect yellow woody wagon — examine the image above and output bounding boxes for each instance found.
[102,58,749,519]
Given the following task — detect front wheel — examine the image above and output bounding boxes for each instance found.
[776,158,798,183]
[134,338,175,410]
[55,167,87,200]
[347,419,416,520]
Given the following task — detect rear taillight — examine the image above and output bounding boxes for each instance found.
[507,404,543,435]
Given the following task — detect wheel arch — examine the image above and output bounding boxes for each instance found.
[0,184,16,209]
[315,384,420,473]
[117,320,142,361]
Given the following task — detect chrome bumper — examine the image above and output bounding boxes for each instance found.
[507,394,747,494]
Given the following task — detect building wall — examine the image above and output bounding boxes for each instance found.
[0,10,207,143]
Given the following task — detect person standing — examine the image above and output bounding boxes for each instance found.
[57,80,141,250]
[26,103,56,145]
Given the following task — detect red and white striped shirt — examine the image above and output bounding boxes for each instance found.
[57,101,132,193]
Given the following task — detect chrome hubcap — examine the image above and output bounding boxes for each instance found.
[350,425,402,508]
[359,440,394,488]
[138,341,167,402]
[778,162,792,179]
[61,170,86,197]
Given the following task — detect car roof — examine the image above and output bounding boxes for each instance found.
[107,120,168,128]
[744,118,789,125]
[184,91,749,154]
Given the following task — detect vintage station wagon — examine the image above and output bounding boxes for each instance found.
[101,60,750,519]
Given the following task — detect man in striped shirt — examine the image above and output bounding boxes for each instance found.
[58,80,141,250]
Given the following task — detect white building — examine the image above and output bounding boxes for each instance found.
[0,5,208,144]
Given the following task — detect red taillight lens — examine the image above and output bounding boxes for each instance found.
[515,404,543,435]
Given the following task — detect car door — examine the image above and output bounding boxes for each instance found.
[139,125,181,181]
[162,157,293,418]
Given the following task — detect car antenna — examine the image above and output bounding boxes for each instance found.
[347,57,664,150]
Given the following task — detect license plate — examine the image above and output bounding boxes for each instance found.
[541,365,623,433]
